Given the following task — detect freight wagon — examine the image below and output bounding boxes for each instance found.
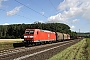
[56,32,70,41]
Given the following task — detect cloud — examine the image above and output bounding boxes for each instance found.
[47,13,68,23]
[3,23,9,25]
[47,0,90,23]
[40,12,44,15]
[38,21,44,23]
[0,0,8,7]
[71,26,75,29]
[72,19,79,24]
[7,6,22,16]
[70,25,76,31]
[83,7,90,20]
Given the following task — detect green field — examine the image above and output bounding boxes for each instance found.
[49,38,90,60]
[0,39,23,50]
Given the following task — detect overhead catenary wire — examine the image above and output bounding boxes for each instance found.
[14,0,48,18]
[49,0,57,12]
[0,9,34,21]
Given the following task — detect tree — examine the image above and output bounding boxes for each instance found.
[0,23,74,38]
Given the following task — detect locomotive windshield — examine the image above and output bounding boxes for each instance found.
[25,31,29,34]
[25,30,34,34]
[29,30,34,34]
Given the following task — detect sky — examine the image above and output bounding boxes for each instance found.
[0,0,90,32]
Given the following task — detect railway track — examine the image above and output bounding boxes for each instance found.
[0,39,81,60]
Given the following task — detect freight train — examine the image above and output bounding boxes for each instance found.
[23,29,70,45]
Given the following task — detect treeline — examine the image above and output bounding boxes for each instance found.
[77,33,90,38]
[0,23,77,39]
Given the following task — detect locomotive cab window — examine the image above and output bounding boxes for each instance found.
[25,30,34,34]
[30,30,34,34]
[25,31,29,34]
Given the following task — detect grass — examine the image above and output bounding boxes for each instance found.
[0,39,23,50]
[0,42,14,50]
[48,39,87,60]
[86,38,90,60]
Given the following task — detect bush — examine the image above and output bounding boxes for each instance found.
[0,36,16,39]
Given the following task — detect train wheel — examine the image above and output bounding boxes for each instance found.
[49,41,52,44]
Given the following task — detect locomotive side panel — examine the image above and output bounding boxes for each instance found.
[37,31,48,42]
[35,31,56,42]
[49,32,56,41]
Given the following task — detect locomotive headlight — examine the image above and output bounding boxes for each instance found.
[24,36,27,38]
[30,36,34,38]
[24,36,34,38]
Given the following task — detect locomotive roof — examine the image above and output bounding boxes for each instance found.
[40,30,51,32]
[25,29,55,33]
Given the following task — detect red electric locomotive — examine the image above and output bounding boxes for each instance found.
[24,29,56,44]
